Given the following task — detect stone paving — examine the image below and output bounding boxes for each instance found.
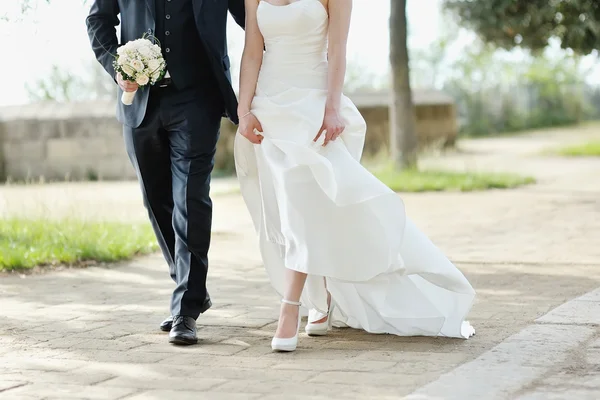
[407,288,600,400]
[1,125,600,399]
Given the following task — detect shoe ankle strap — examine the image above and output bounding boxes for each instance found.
[281,299,302,306]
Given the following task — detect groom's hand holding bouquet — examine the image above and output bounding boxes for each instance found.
[113,36,167,105]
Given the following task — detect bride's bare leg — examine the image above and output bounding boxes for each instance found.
[275,268,308,339]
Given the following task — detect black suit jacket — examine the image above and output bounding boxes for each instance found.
[86,0,245,128]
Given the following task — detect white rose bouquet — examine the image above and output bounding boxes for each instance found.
[113,37,167,105]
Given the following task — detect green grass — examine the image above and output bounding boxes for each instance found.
[0,219,158,272]
[373,167,535,192]
[554,141,600,157]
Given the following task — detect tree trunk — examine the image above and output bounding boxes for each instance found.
[390,0,418,169]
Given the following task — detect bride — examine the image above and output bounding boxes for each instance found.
[234,0,476,352]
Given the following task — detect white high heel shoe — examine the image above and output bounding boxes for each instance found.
[271,299,302,352]
[305,300,335,337]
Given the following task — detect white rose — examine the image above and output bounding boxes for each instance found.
[136,74,150,86]
[138,45,153,57]
[121,64,136,77]
[117,46,126,56]
[147,59,161,72]
[124,42,136,52]
[131,59,144,72]
[117,56,127,65]
[134,39,150,49]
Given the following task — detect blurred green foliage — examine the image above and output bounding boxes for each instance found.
[25,62,115,102]
[444,46,597,136]
[411,12,600,137]
[444,0,600,55]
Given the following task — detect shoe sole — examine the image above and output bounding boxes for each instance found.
[271,345,297,352]
[305,330,328,337]
[169,336,198,345]
[305,325,329,336]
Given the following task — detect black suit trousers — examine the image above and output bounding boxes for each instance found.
[123,85,223,318]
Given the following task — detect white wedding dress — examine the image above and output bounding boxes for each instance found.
[234,0,475,338]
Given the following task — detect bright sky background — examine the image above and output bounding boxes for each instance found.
[0,0,447,107]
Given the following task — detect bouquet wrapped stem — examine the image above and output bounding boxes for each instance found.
[113,36,167,105]
[121,90,138,105]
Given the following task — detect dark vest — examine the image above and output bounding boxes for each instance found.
[154,0,215,91]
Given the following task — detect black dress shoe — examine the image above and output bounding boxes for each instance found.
[169,316,198,345]
[160,316,173,332]
[161,299,211,332]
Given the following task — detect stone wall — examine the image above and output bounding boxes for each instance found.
[0,90,456,181]
[0,102,129,181]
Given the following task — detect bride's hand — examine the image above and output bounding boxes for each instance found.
[314,107,345,146]
[239,111,264,144]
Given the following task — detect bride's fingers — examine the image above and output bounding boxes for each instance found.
[332,127,344,141]
[252,124,264,143]
[252,133,263,144]
[255,119,264,133]
[323,130,334,146]
[242,130,262,144]
[331,129,339,141]
[314,125,326,142]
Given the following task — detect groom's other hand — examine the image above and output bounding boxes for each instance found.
[116,73,139,92]
[239,112,264,144]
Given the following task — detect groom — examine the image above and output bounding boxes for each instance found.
[86,0,245,345]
